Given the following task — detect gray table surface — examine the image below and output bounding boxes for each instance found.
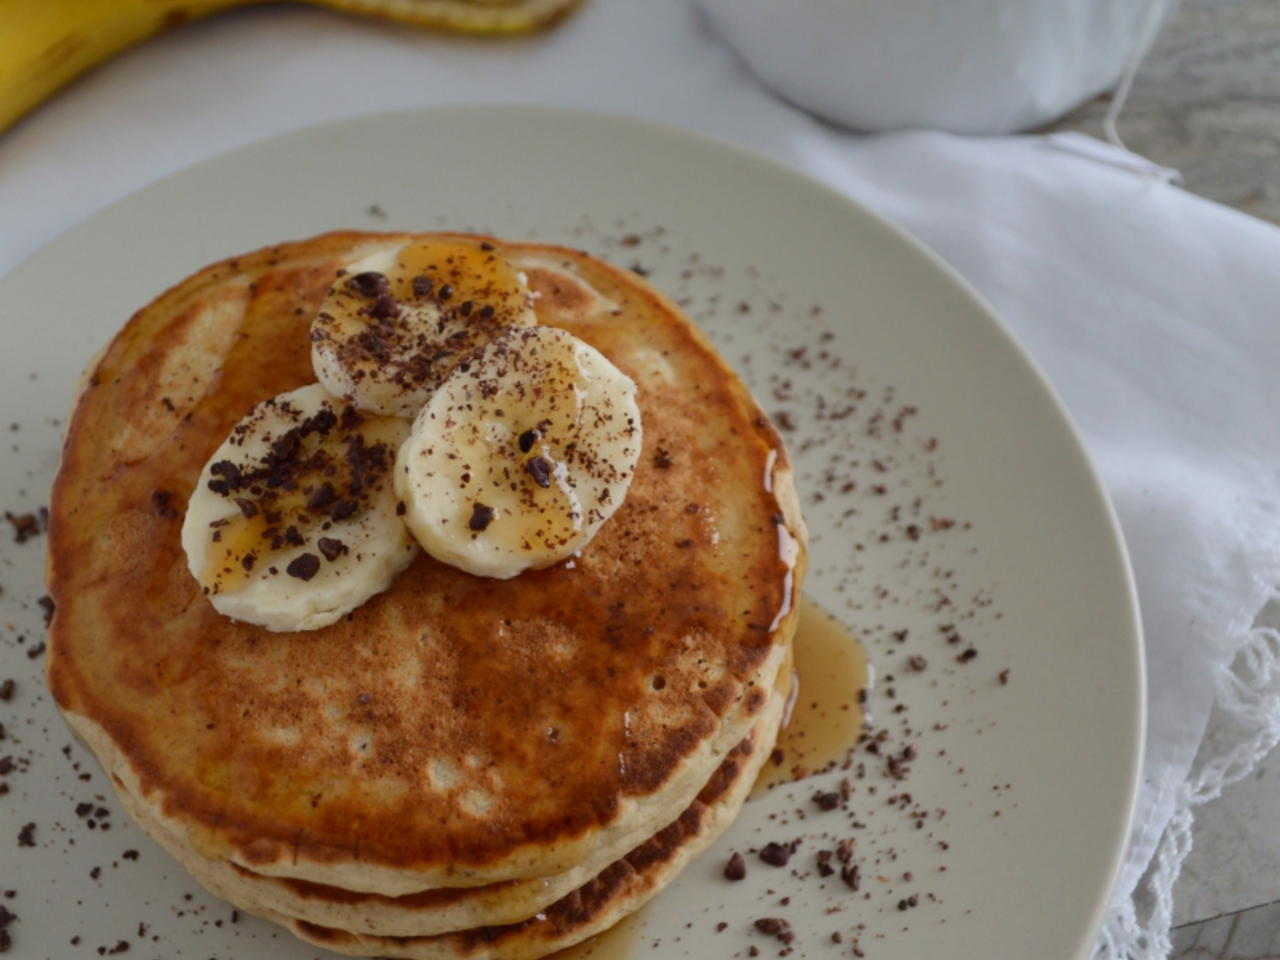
[1051,0,1280,955]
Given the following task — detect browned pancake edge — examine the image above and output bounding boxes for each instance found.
[47,231,807,894]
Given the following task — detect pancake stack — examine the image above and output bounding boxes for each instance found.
[46,233,807,958]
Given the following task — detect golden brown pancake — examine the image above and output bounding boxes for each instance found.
[112,657,788,959]
[96,645,790,940]
[47,232,807,899]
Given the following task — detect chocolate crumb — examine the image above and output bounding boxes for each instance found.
[518,429,539,454]
[753,918,793,944]
[396,501,406,517]
[526,457,553,488]
[411,275,433,297]
[758,842,792,867]
[724,852,747,881]
[307,482,336,512]
[0,902,14,954]
[150,490,176,517]
[349,271,389,298]
[813,791,841,811]
[3,512,38,544]
[233,497,258,519]
[840,863,861,890]
[907,655,927,671]
[122,849,139,861]
[653,448,673,470]
[837,839,854,864]
[775,411,796,431]
[369,293,400,320]
[37,596,54,627]
[1,679,17,702]
[469,504,495,532]
[285,554,321,581]
[957,647,978,663]
[16,824,35,847]
[317,538,348,562]
[25,642,44,660]
[999,668,1011,685]
[816,850,835,877]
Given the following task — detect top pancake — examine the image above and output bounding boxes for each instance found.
[46,232,806,897]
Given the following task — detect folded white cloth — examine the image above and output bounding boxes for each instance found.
[3,1,1278,956]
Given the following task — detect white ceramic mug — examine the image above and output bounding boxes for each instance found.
[696,0,1179,134]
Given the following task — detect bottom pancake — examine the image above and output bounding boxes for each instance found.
[256,675,784,960]
[106,658,788,960]
[71,641,786,938]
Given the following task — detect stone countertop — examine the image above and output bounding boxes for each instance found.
[1051,0,1280,228]
[1056,0,1280,952]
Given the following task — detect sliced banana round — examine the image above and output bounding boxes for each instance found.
[310,237,536,419]
[395,326,642,579]
[181,384,419,632]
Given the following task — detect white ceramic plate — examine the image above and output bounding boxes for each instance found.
[0,106,1142,960]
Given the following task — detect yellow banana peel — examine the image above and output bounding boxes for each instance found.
[0,0,585,137]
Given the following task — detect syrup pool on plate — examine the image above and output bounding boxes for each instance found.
[753,595,870,796]
[547,905,650,960]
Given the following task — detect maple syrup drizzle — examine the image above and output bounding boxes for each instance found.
[545,904,650,960]
[753,595,870,796]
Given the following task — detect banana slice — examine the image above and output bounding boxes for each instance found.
[181,384,419,632]
[311,238,536,418]
[395,326,642,579]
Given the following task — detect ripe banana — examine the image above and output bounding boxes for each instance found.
[395,325,642,579]
[181,383,419,632]
[0,0,585,137]
[311,238,536,418]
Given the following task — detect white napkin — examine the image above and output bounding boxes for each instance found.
[3,1,1278,956]
[817,130,1280,957]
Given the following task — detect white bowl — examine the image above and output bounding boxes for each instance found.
[697,0,1178,134]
